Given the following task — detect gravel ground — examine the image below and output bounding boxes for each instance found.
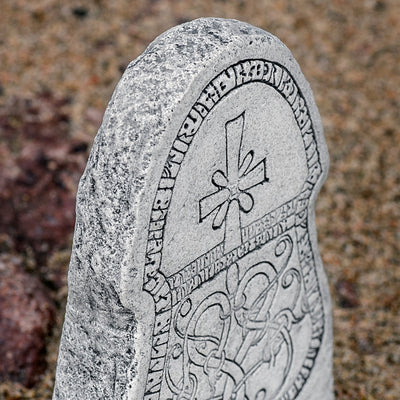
[0,1,399,399]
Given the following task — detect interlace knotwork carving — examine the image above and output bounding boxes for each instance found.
[165,235,308,400]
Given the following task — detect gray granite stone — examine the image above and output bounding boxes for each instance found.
[53,18,333,400]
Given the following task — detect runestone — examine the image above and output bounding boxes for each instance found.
[53,18,333,400]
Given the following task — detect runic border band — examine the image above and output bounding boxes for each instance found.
[141,59,325,400]
[167,197,297,307]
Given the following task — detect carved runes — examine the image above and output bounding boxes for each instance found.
[142,57,328,400]
[53,18,333,400]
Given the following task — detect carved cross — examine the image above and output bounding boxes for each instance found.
[199,112,269,253]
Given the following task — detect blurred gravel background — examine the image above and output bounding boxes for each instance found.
[0,1,399,399]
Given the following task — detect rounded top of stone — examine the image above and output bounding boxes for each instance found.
[129,17,288,70]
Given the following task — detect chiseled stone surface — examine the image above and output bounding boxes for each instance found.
[53,18,333,400]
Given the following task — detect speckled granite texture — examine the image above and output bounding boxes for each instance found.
[53,18,332,400]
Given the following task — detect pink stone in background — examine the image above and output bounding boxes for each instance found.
[0,255,56,387]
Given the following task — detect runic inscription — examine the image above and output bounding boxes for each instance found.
[143,58,325,400]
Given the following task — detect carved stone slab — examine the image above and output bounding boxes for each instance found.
[53,18,333,400]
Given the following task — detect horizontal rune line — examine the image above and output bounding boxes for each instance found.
[166,196,299,306]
